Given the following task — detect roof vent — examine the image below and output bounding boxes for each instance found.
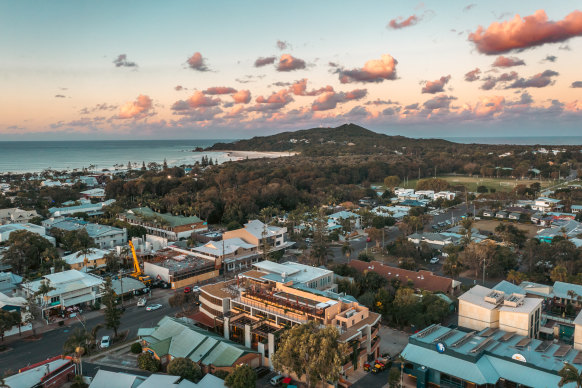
[504,293,525,307]
[484,290,505,305]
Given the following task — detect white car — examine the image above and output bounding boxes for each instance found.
[100,335,110,349]
[191,286,201,293]
[430,257,440,264]
[146,304,162,311]
[137,298,146,307]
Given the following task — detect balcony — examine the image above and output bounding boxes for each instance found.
[242,288,325,319]
[233,296,309,324]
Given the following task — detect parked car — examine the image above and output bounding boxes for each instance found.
[430,257,440,264]
[191,286,201,293]
[146,304,162,311]
[100,335,110,349]
[254,366,270,378]
[184,287,192,293]
[137,298,146,307]
[270,375,284,386]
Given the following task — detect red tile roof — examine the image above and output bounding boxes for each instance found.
[348,260,454,294]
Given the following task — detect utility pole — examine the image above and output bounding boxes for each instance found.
[483,259,486,285]
[119,270,124,307]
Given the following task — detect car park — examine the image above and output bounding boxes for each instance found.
[146,304,162,311]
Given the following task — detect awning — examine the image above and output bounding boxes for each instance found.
[63,293,95,307]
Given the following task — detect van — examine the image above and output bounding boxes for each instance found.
[270,375,284,386]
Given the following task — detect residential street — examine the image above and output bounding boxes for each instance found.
[0,289,179,375]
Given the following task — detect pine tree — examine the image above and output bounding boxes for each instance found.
[163,158,168,170]
[141,161,146,171]
[127,161,132,170]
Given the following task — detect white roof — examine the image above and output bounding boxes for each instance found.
[89,370,145,388]
[252,260,332,284]
[64,248,111,265]
[26,270,103,297]
[243,220,285,239]
[5,358,70,388]
[192,237,256,256]
[81,188,105,195]
[459,285,502,310]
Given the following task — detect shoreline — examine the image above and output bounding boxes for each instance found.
[218,150,299,160]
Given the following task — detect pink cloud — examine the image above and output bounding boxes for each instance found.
[204,87,238,95]
[422,94,456,111]
[117,95,153,119]
[464,68,481,82]
[480,71,518,90]
[339,54,398,83]
[311,89,367,111]
[472,95,506,117]
[469,10,582,54]
[388,15,419,29]
[276,54,306,71]
[254,56,277,67]
[256,89,293,105]
[232,90,251,104]
[188,91,220,107]
[186,52,209,71]
[422,75,451,94]
[492,55,525,67]
[506,70,558,88]
[290,79,334,96]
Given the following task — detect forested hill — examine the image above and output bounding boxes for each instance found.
[206,123,455,156]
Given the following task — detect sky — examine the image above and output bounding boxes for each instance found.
[1,0,582,140]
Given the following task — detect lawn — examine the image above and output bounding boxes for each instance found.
[473,219,540,238]
[394,175,553,193]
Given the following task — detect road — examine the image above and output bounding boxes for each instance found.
[329,226,401,264]
[0,291,180,375]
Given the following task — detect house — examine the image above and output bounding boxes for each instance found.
[532,197,562,212]
[222,220,292,253]
[508,212,521,220]
[0,223,56,245]
[408,232,457,247]
[63,248,111,271]
[78,176,99,188]
[22,270,103,319]
[48,199,115,217]
[372,205,409,219]
[349,260,460,295]
[80,187,105,199]
[572,205,582,214]
[43,217,127,249]
[119,207,207,241]
[458,285,542,338]
[4,356,76,388]
[415,190,435,199]
[191,237,260,273]
[0,208,39,225]
[495,211,508,219]
[328,211,361,230]
[41,180,62,187]
[89,370,226,388]
[536,219,582,243]
[196,261,380,375]
[139,316,261,374]
[482,210,495,218]
[0,271,23,294]
[395,188,415,200]
[434,191,456,200]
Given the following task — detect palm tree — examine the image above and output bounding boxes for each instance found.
[76,247,94,273]
[63,327,90,356]
[34,280,56,308]
[558,363,582,387]
[341,242,353,263]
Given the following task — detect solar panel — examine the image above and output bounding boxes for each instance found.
[535,340,552,352]
[573,351,582,364]
[499,332,516,342]
[554,345,571,358]
[417,324,441,338]
[515,338,532,349]
[433,330,458,343]
[451,331,475,348]
[480,328,498,337]
[470,337,494,354]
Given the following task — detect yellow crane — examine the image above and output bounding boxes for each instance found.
[128,241,152,285]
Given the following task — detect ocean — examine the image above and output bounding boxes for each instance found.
[0,140,235,173]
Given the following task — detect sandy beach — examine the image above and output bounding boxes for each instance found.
[220,150,298,160]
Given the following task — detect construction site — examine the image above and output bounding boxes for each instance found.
[143,248,219,289]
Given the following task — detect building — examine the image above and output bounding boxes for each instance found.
[41,180,62,187]
[190,237,260,273]
[222,220,293,253]
[63,248,111,271]
[0,208,39,225]
[48,199,115,217]
[458,285,542,338]
[349,260,460,295]
[119,207,207,240]
[78,177,99,188]
[89,370,226,388]
[536,219,582,243]
[395,188,415,200]
[139,316,261,373]
[532,196,563,212]
[401,323,582,388]
[5,356,76,388]
[43,217,127,249]
[196,260,380,374]
[371,205,409,219]
[144,248,219,289]
[407,232,457,247]
[0,223,56,245]
[81,188,105,199]
[22,269,103,319]
[572,205,582,214]
[328,211,361,230]
[434,191,456,200]
[0,271,23,294]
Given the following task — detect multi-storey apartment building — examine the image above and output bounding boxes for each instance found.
[195,260,380,376]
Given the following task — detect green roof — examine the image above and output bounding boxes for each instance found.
[149,337,171,357]
[126,207,203,228]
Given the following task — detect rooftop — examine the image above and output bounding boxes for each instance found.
[150,249,214,273]
[125,207,203,228]
[250,261,332,285]
[192,237,256,257]
[63,248,111,265]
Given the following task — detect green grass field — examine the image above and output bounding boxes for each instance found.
[380,175,554,193]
